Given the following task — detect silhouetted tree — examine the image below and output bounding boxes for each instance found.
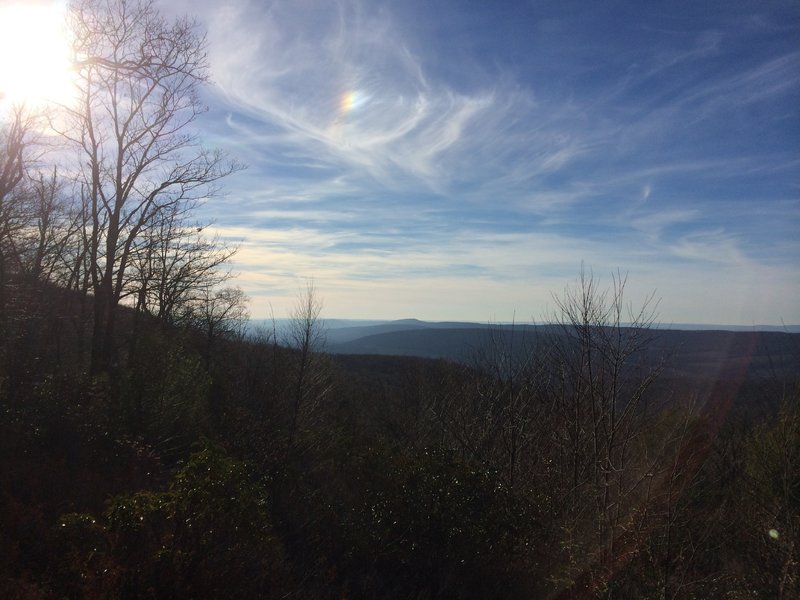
[285,282,330,453]
[0,107,36,322]
[129,203,236,326]
[59,0,240,371]
[192,285,249,369]
[545,268,666,596]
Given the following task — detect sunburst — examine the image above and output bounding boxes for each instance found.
[0,1,76,111]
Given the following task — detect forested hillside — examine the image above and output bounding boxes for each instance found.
[1,1,798,598]
[2,277,799,598]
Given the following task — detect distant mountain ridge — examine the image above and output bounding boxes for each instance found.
[246,318,800,379]
[251,317,800,335]
[308,319,799,379]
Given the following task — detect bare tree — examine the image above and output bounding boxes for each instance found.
[0,107,37,318]
[424,319,546,491]
[129,202,236,326]
[59,0,240,371]
[545,267,665,596]
[190,285,249,369]
[23,168,84,287]
[195,286,249,340]
[285,282,330,452]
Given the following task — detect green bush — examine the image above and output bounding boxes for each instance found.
[52,446,290,599]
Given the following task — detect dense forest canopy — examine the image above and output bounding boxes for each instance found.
[1,1,798,598]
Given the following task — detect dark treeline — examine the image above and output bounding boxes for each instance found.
[2,275,798,598]
[1,1,798,598]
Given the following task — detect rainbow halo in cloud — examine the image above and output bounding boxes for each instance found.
[340,90,369,114]
[196,0,800,325]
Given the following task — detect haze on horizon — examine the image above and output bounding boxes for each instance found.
[77,1,800,324]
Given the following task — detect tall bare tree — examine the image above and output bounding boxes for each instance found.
[286,282,330,452]
[59,0,239,371]
[0,107,36,319]
[23,168,84,287]
[545,268,666,596]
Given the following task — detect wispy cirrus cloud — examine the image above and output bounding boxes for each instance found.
[162,0,799,324]
[194,0,602,198]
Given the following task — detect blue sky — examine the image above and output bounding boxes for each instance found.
[164,0,799,325]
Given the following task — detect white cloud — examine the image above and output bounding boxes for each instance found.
[158,0,799,325]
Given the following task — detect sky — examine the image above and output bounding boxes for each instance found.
[38,0,800,324]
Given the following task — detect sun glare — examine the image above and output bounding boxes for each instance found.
[0,1,76,110]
